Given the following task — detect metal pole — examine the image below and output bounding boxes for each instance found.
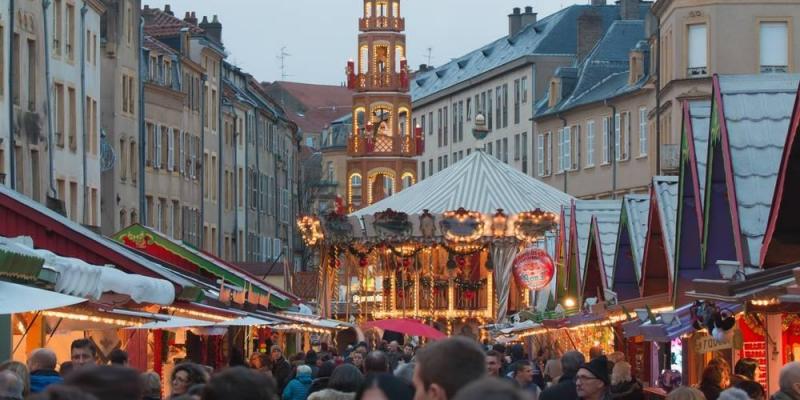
[138,17,146,223]
[80,4,88,224]
[7,0,15,190]
[43,0,56,198]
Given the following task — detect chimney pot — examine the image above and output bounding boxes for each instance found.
[201,15,209,24]
[577,10,604,62]
[212,14,219,23]
[521,6,537,28]
[525,6,533,13]
[509,8,523,36]
[164,4,173,16]
[619,0,640,20]
[513,7,521,14]
[591,0,607,5]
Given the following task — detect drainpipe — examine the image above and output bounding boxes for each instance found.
[217,69,223,257]
[43,0,56,198]
[7,0,15,189]
[200,74,207,249]
[557,113,568,194]
[80,4,88,224]
[232,112,239,262]
[605,99,617,199]
[138,17,146,224]
[244,111,250,260]
[255,113,261,253]
[655,25,662,175]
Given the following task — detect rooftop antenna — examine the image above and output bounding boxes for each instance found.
[277,46,291,81]
[425,47,433,65]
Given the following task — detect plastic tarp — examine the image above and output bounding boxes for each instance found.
[0,281,86,314]
[215,316,275,327]
[127,315,216,329]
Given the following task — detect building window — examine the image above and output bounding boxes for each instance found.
[537,133,549,177]
[0,25,4,97]
[350,174,362,207]
[495,86,502,129]
[443,155,448,168]
[428,159,433,175]
[602,117,610,165]
[760,21,789,73]
[428,112,433,136]
[487,90,493,131]
[615,112,631,161]
[586,120,595,167]
[486,141,492,156]
[514,134,521,161]
[458,101,464,141]
[420,115,426,136]
[67,87,76,151]
[521,77,528,103]
[54,83,65,146]
[687,24,708,77]
[11,34,19,105]
[502,138,508,163]
[513,79,520,125]
[437,108,442,146]
[53,0,62,56]
[421,162,426,180]
[466,98,472,121]
[65,4,75,61]
[27,39,36,111]
[130,140,137,182]
[452,103,457,143]
[639,108,648,156]
[443,107,448,146]
[521,132,528,174]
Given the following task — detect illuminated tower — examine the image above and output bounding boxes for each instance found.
[345,0,421,210]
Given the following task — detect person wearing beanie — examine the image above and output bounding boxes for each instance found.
[283,364,313,400]
[576,355,612,400]
[272,345,293,392]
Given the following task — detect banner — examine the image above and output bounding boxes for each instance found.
[512,248,555,291]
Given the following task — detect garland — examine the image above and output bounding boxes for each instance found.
[419,277,449,289]
[454,277,487,291]
[440,242,487,257]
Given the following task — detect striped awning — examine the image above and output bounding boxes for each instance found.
[351,150,573,217]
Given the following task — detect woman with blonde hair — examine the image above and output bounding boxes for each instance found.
[609,361,643,400]
[667,387,707,400]
[0,361,30,398]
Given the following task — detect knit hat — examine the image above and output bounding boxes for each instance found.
[579,355,611,386]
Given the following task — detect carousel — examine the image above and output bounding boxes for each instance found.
[299,143,573,340]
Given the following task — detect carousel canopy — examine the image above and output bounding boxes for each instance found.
[350,150,573,217]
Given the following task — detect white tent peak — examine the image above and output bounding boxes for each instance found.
[350,150,573,217]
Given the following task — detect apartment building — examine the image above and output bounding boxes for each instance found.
[412,2,649,180]
[99,0,141,235]
[653,0,800,163]
[1,0,105,225]
[534,18,656,199]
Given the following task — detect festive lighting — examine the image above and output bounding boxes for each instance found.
[750,298,779,307]
[42,311,141,327]
[297,216,324,246]
[512,209,559,242]
[563,297,577,308]
[162,306,231,322]
[271,324,340,334]
[491,209,508,237]
[441,208,484,243]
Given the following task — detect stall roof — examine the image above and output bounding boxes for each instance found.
[573,200,622,278]
[653,176,679,276]
[0,185,197,291]
[350,150,573,217]
[0,236,175,305]
[114,225,297,309]
[611,195,649,301]
[707,74,799,267]
[0,281,86,314]
[690,101,711,211]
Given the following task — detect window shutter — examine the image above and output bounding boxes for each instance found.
[155,124,162,168]
[167,128,174,171]
[614,114,621,161]
[760,22,788,68]
[537,134,544,176]
[180,131,185,174]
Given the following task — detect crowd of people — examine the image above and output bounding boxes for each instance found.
[0,337,798,400]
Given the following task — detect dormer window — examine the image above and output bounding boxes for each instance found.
[629,51,644,84]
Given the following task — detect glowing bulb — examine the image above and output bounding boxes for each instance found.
[564,297,576,308]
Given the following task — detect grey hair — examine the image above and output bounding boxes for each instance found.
[561,351,585,376]
[780,362,800,395]
[718,388,751,400]
[611,361,632,386]
[394,361,415,384]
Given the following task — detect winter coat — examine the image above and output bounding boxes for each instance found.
[282,374,312,400]
[610,379,645,400]
[307,389,356,400]
[308,377,330,395]
[699,382,724,400]
[273,357,293,391]
[539,372,578,400]
[771,391,800,400]
[30,369,63,393]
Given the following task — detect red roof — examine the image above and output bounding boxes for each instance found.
[262,82,353,136]
[142,6,204,38]
[143,35,178,56]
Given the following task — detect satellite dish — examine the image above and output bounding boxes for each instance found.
[99,130,116,172]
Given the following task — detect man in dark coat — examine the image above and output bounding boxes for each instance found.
[270,345,292,391]
[539,351,586,400]
[27,348,63,393]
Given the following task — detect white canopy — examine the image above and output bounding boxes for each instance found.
[214,316,275,327]
[0,281,86,314]
[128,315,216,329]
[351,150,573,217]
[0,236,175,305]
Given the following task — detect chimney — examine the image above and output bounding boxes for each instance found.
[577,9,603,62]
[592,0,607,5]
[521,6,537,27]
[508,7,522,37]
[163,4,174,16]
[619,0,639,20]
[199,15,222,44]
[184,11,198,25]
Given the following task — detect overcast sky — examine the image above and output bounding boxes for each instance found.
[145,0,585,85]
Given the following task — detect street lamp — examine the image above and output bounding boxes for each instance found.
[472,112,489,141]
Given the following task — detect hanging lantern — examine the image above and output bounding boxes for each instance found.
[491,209,508,237]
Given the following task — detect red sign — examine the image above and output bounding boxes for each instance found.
[512,248,555,291]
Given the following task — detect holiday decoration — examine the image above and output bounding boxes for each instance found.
[512,248,555,291]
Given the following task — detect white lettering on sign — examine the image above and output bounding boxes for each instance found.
[694,336,731,354]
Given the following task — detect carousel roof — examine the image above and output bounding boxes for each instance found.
[350,150,573,217]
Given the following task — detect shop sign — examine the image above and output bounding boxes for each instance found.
[512,248,555,291]
[694,336,731,354]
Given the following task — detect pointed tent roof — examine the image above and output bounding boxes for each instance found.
[641,176,679,298]
[581,202,622,301]
[350,150,573,217]
[762,84,800,267]
[703,74,799,269]
[611,195,649,302]
[571,200,621,279]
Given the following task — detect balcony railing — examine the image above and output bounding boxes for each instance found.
[661,144,680,173]
[761,65,788,74]
[353,72,408,92]
[687,66,708,77]
[359,16,405,32]
[348,134,420,157]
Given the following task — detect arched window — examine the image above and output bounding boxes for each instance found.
[365,1,372,18]
[359,45,368,74]
[350,174,363,207]
[383,175,394,197]
[119,209,127,229]
[392,1,399,18]
[377,1,387,17]
[402,174,413,190]
[130,209,138,224]
[326,161,334,181]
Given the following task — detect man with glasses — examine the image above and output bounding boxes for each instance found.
[540,351,585,400]
[575,355,611,400]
